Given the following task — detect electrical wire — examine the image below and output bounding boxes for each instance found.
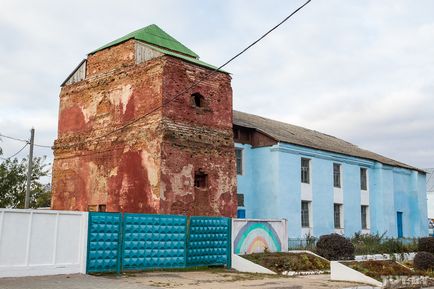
[0,143,29,161]
[0,133,52,149]
[55,0,312,150]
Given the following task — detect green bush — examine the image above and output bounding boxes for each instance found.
[316,234,355,260]
[418,237,434,254]
[414,251,434,270]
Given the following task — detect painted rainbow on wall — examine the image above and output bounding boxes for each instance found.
[233,222,282,254]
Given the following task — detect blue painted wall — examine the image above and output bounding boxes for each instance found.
[236,142,428,238]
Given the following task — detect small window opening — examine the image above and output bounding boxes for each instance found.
[88,205,97,212]
[98,204,107,212]
[191,93,204,108]
[194,170,208,188]
[237,193,245,207]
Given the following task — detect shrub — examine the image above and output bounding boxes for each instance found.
[316,234,355,260]
[418,237,434,254]
[414,251,434,270]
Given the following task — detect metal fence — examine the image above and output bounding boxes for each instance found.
[86,212,231,274]
[288,237,317,251]
[288,236,420,255]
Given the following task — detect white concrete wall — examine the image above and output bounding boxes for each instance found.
[330,261,382,287]
[0,209,88,278]
[231,254,276,274]
[232,218,288,255]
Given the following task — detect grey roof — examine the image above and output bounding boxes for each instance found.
[233,110,422,172]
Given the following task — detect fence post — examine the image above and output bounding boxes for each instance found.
[117,212,124,274]
[226,218,232,268]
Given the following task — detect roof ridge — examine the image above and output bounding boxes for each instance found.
[90,24,199,58]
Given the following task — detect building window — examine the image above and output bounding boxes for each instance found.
[98,204,106,212]
[334,203,343,229]
[360,168,367,190]
[237,193,245,207]
[235,148,243,175]
[191,92,205,108]
[194,171,208,188]
[301,158,310,184]
[361,205,368,229]
[333,163,341,188]
[301,201,311,228]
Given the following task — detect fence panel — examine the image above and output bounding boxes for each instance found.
[86,212,122,273]
[186,216,231,267]
[0,209,88,278]
[122,214,187,270]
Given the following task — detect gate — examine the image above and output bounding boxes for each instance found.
[86,213,231,273]
[122,214,187,270]
[86,212,122,273]
[186,216,231,268]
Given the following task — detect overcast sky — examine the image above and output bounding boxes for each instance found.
[1,0,433,176]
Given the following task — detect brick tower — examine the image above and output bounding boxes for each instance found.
[51,24,237,216]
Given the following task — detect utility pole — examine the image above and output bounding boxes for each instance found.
[24,128,35,209]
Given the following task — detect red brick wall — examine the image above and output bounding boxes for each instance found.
[52,43,236,217]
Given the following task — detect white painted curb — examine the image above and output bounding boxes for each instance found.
[231,254,276,274]
[330,261,382,287]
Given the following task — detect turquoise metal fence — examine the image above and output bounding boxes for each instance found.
[86,213,231,273]
[86,212,122,273]
[122,213,187,270]
[186,216,231,268]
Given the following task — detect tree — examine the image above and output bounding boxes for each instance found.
[0,151,51,209]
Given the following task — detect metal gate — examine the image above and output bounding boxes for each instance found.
[86,212,122,273]
[86,213,231,273]
[186,216,231,268]
[122,213,187,270]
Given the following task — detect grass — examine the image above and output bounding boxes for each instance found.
[243,252,329,274]
[345,260,415,281]
[350,233,418,255]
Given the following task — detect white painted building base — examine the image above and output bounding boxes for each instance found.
[231,254,276,274]
[330,261,382,287]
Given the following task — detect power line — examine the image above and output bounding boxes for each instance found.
[0,143,29,161]
[0,133,52,149]
[56,0,312,150]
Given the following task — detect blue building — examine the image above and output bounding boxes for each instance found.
[234,110,428,238]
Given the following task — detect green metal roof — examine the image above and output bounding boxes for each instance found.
[91,24,199,58]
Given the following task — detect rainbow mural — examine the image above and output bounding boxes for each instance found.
[233,222,282,254]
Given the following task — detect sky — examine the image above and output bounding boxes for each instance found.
[0,0,434,181]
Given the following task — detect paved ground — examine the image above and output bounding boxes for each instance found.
[0,270,376,289]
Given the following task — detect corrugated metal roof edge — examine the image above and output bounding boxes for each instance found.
[233,110,425,173]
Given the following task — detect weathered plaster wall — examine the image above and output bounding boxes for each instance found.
[52,43,237,217]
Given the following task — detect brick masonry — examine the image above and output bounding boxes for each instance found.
[51,40,237,217]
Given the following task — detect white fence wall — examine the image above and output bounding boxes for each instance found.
[0,209,88,278]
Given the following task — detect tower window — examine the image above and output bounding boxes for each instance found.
[191,93,205,108]
[194,171,208,188]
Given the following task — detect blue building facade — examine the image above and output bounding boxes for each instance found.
[234,111,428,238]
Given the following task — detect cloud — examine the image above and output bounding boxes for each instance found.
[0,0,433,174]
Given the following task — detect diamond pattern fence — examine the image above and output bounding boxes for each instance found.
[86,213,231,273]
[86,212,122,273]
[186,216,231,268]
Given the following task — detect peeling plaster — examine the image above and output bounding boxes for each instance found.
[108,84,132,114]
